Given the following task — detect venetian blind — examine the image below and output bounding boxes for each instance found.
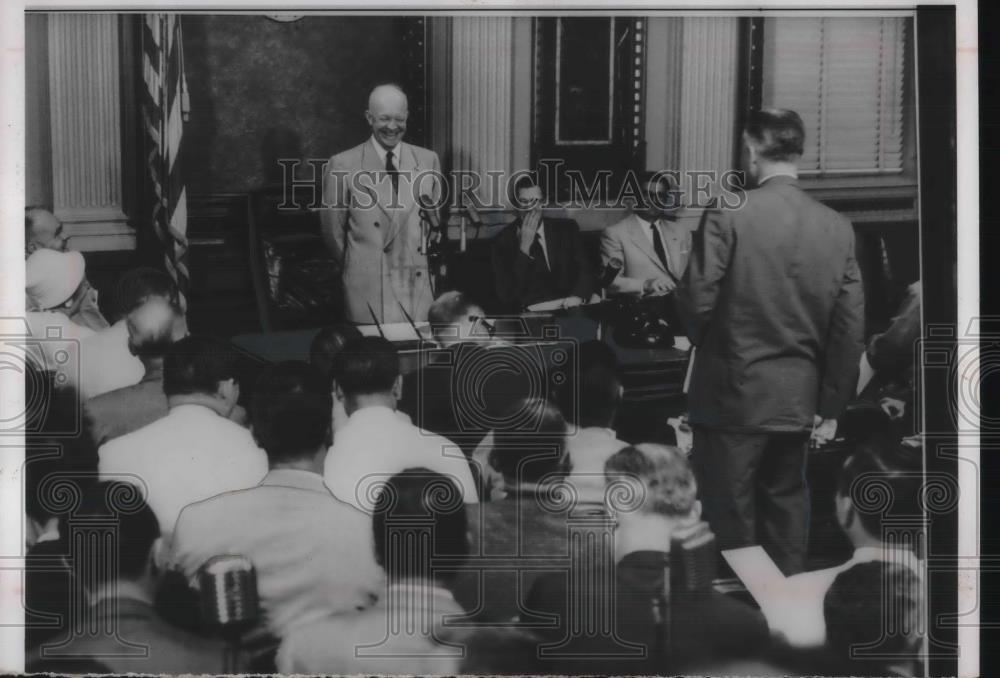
[761,17,906,175]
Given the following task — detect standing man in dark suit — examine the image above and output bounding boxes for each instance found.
[321,84,442,324]
[676,109,865,575]
[491,174,595,312]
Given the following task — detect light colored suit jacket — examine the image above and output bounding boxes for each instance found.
[321,139,441,324]
[600,214,691,296]
[169,468,383,641]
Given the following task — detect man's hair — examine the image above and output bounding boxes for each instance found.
[744,108,806,162]
[309,324,364,385]
[163,335,240,397]
[332,335,400,397]
[605,444,697,517]
[114,267,179,316]
[836,438,922,538]
[490,398,568,484]
[127,299,184,359]
[427,291,480,336]
[824,561,922,666]
[372,468,469,585]
[251,361,332,462]
[73,481,160,583]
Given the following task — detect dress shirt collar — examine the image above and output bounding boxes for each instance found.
[370,136,405,166]
[581,425,618,438]
[757,171,799,186]
[387,580,458,605]
[259,467,328,492]
[168,402,225,419]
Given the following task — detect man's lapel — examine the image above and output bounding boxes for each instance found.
[360,142,394,226]
[627,214,668,274]
[383,143,422,250]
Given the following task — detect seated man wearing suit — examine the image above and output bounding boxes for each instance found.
[491,174,595,312]
[601,171,689,298]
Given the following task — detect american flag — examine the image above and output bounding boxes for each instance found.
[142,14,190,309]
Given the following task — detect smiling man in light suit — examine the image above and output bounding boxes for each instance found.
[600,171,689,298]
[322,83,442,324]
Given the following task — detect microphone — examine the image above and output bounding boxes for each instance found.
[199,554,259,633]
[599,258,624,289]
[417,193,441,231]
[198,554,260,673]
[463,197,484,228]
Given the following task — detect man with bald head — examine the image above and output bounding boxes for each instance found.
[322,83,442,324]
[82,297,188,449]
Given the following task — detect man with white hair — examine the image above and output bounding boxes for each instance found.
[321,83,442,324]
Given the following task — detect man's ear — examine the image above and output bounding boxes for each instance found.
[364,110,374,125]
[217,377,238,403]
[834,492,854,530]
[334,382,345,402]
[392,374,403,400]
[691,499,702,522]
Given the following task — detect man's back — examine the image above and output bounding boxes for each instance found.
[169,469,383,640]
[78,319,145,400]
[83,372,167,448]
[680,176,864,430]
[98,404,268,535]
[324,406,478,511]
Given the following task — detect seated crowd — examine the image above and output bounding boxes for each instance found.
[24,215,924,676]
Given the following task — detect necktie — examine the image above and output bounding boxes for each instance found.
[529,231,548,271]
[651,220,670,272]
[385,149,399,200]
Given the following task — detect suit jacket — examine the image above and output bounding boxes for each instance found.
[26,596,225,674]
[525,549,770,674]
[601,214,691,295]
[450,496,605,623]
[82,365,167,449]
[168,469,383,641]
[491,217,595,311]
[676,175,865,431]
[321,138,441,324]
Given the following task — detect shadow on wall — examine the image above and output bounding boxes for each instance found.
[180,15,408,195]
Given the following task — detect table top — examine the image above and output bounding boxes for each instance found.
[231,313,691,368]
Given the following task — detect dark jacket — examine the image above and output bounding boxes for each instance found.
[491,217,595,311]
[676,176,865,431]
[525,549,771,674]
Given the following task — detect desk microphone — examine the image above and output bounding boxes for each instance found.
[199,554,260,672]
[417,193,442,231]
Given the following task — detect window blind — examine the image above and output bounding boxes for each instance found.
[761,17,906,175]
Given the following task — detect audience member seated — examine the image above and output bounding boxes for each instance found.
[491,173,595,312]
[556,340,629,501]
[451,627,544,676]
[25,208,109,331]
[308,323,363,435]
[323,336,478,512]
[98,335,267,536]
[278,469,470,674]
[526,443,769,674]
[78,267,178,400]
[451,398,581,623]
[400,291,507,455]
[83,297,188,449]
[776,437,923,648]
[167,361,382,642]
[25,249,97,388]
[27,481,226,673]
[823,561,924,676]
[601,171,689,298]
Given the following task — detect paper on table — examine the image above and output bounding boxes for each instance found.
[722,546,825,647]
[525,297,571,312]
[856,351,875,395]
